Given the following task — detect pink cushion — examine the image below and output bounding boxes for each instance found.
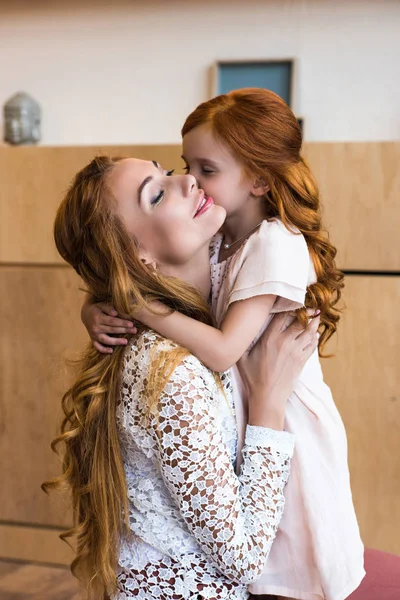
[346,548,400,600]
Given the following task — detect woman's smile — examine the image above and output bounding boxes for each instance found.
[194,193,214,218]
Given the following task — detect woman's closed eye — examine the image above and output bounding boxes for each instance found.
[151,190,164,206]
[150,169,174,206]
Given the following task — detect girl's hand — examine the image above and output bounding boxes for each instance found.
[238,310,320,430]
[81,299,137,354]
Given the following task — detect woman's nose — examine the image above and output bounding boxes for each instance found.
[183,174,197,196]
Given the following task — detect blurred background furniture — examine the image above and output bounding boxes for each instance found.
[347,548,400,600]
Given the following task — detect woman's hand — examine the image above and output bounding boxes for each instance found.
[81,296,136,354]
[237,310,320,430]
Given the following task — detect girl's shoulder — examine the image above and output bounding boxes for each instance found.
[227,218,313,291]
[242,218,308,260]
[257,217,302,241]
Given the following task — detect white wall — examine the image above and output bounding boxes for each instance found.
[0,0,399,145]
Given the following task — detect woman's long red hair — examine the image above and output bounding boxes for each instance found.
[43,156,217,597]
[182,88,344,352]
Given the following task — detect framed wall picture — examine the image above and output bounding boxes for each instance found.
[211,59,294,107]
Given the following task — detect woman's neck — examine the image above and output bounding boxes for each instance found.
[159,246,211,300]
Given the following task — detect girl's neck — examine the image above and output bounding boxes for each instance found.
[221,198,265,246]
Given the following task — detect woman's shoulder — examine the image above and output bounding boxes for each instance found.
[120,330,230,433]
[123,329,215,386]
[125,329,177,357]
[124,329,178,370]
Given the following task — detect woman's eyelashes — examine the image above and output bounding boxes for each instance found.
[151,190,164,206]
[150,170,174,206]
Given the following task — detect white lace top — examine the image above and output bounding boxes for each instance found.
[113,330,295,600]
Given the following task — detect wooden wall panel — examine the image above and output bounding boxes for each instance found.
[0,266,86,527]
[0,524,73,566]
[304,142,400,271]
[2,268,399,552]
[1,144,399,565]
[0,145,183,264]
[1,143,399,269]
[0,561,80,599]
[322,276,400,555]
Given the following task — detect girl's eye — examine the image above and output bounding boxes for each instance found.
[151,190,164,206]
[166,169,175,176]
[202,168,214,175]
[183,165,190,173]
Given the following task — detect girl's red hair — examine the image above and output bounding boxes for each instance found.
[182,88,344,352]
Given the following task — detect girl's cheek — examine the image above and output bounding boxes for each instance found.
[204,182,226,208]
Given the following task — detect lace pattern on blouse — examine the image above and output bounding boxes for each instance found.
[113,330,294,599]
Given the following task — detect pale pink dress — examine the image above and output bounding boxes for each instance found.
[209,219,365,600]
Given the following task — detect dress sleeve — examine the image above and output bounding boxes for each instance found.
[150,354,294,584]
[229,219,312,313]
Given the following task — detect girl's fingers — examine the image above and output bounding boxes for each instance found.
[93,340,114,354]
[100,315,135,329]
[97,302,118,316]
[98,325,136,335]
[98,333,128,346]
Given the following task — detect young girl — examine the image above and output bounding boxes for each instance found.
[82,88,365,600]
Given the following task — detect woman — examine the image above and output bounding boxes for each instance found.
[45,155,319,599]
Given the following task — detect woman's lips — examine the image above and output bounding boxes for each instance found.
[194,195,214,217]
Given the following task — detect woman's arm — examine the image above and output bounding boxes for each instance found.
[126,314,319,584]
[137,293,277,372]
[239,309,320,429]
[147,356,291,584]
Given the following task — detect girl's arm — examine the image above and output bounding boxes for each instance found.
[137,294,277,372]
